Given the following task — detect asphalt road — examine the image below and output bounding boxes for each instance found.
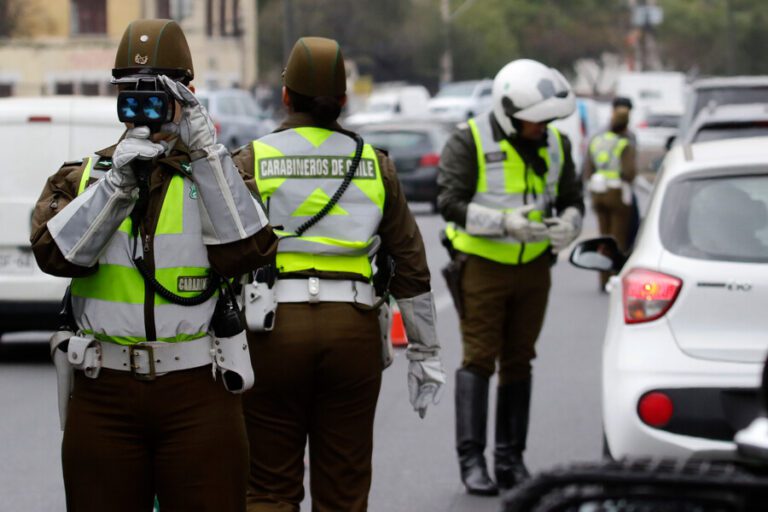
[0,204,608,512]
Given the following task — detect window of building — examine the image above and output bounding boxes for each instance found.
[157,0,172,19]
[55,82,75,95]
[71,0,107,35]
[81,82,100,96]
[206,0,241,37]
[0,84,13,97]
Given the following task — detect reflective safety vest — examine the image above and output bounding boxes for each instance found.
[70,156,216,345]
[589,131,628,182]
[445,112,564,265]
[252,127,386,279]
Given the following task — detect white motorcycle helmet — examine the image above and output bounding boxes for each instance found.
[491,59,576,136]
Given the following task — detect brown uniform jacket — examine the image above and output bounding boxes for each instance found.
[232,112,431,300]
[437,114,585,227]
[31,141,278,280]
[581,129,637,184]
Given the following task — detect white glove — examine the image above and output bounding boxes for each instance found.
[110,126,167,188]
[504,204,548,242]
[408,356,446,419]
[158,75,217,153]
[545,207,582,252]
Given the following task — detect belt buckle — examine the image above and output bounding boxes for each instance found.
[129,344,156,381]
[308,277,320,304]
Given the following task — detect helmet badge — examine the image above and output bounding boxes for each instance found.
[135,54,149,65]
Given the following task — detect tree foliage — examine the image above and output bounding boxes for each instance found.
[257,0,768,89]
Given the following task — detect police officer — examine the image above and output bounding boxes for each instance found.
[31,19,276,512]
[234,37,446,512]
[438,59,584,495]
[583,97,637,289]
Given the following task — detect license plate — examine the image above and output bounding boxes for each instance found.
[0,248,35,275]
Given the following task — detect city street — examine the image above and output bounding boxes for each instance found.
[0,205,608,512]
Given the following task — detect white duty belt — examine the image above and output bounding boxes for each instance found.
[67,335,215,381]
[274,278,375,306]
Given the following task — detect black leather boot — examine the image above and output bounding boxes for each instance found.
[494,379,532,490]
[455,368,499,496]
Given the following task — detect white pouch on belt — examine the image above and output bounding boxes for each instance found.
[378,300,394,370]
[67,335,101,379]
[49,330,74,430]
[213,331,254,393]
[243,281,277,332]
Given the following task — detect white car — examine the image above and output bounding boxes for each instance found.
[345,85,431,128]
[571,136,768,459]
[0,96,125,340]
[427,79,493,122]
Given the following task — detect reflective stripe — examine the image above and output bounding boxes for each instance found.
[449,113,564,264]
[71,168,216,344]
[589,132,627,181]
[76,157,94,195]
[253,128,385,278]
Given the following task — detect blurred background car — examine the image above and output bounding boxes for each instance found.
[634,108,682,172]
[427,79,493,122]
[359,120,453,211]
[675,76,768,145]
[196,88,276,150]
[344,84,431,128]
[572,136,768,461]
[683,103,768,145]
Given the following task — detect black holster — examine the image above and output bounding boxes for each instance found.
[440,230,467,318]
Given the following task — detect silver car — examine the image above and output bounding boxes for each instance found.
[196,88,276,150]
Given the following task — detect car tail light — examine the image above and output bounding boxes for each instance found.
[637,120,648,128]
[419,153,440,167]
[638,391,674,427]
[622,268,682,324]
[28,116,52,123]
[214,121,221,135]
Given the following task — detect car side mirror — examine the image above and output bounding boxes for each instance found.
[569,236,626,273]
[664,135,676,151]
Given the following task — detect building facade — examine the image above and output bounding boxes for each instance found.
[0,0,258,96]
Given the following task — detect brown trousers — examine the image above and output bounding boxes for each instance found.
[459,254,551,384]
[242,303,382,512]
[591,189,632,287]
[62,366,248,512]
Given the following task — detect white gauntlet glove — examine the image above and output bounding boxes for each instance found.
[399,292,446,419]
[504,204,548,242]
[110,126,167,188]
[545,207,583,252]
[158,75,217,153]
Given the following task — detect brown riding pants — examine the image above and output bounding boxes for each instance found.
[591,189,632,287]
[242,303,382,512]
[62,366,248,512]
[459,254,551,385]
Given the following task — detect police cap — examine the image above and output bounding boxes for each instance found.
[284,37,346,97]
[113,19,194,81]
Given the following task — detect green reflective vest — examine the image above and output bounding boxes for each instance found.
[445,113,564,265]
[70,157,215,345]
[252,127,386,278]
[589,131,628,182]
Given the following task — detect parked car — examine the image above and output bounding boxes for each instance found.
[427,79,493,122]
[676,76,768,144]
[195,88,275,150]
[616,71,686,131]
[345,85,431,128]
[552,97,603,172]
[0,96,125,340]
[359,120,453,210]
[571,136,768,460]
[635,109,682,172]
[683,103,768,145]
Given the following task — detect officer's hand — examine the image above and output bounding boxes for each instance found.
[504,204,548,242]
[407,356,446,419]
[110,126,167,188]
[157,75,216,153]
[545,207,582,253]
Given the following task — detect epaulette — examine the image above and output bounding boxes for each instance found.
[61,159,84,167]
[372,146,389,157]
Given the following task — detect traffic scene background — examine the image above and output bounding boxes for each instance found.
[1,0,768,511]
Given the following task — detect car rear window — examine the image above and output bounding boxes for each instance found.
[693,87,768,121]
[693,122,768,143]
[660,172,768,263]
[363,130,433,155]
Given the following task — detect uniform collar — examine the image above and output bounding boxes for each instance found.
[277,112,348,134]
